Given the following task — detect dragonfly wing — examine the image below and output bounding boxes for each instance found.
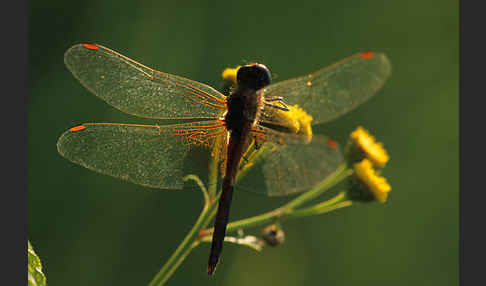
[250,124,311,146]
[261,135,344,196]
[260,52,391,125]
[64,43,227,119]
[57,121,226,190]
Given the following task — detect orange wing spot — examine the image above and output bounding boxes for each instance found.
[360,51,375,59]
[83,43,99,50]
[326,138,337,148]
[70,125,87,132]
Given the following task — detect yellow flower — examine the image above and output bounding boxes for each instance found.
[221,66,241,84]
[279,104,313,140]
[353,159,391,203]
[350,126,389,167]
[260,104,313,143]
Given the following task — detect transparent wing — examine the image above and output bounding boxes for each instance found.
[56,121,226,190]
[250,125,311,146]
[64,43,227,119]
[260,52,391,125]
[261,135,344,196]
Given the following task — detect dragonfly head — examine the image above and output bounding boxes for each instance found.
[237,63,271,90]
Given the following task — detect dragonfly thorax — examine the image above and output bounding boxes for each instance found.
[224,89,264,136]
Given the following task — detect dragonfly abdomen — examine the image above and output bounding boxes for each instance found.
[208,63,272,275]
[208,119,252,275]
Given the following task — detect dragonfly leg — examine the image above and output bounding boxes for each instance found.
[264,96,284,102]
[253,136,264,150]
[241,153,251,164]
[264,97,289,111]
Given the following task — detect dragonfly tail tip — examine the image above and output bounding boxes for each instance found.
[207,264,218,276]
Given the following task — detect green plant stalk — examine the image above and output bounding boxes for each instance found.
[208,153,220,199]
[196,201,219,239]
[287,191,352,219]
[203,163,353,236]
[148,199,218,286]
[149,147,229,285]
[208,135,226,199]
[222,191,351,234]
[184,175,209,206]
[283,163,351,210]
[149,154,352,285]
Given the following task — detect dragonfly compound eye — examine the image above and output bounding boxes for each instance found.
[237,63,272,90]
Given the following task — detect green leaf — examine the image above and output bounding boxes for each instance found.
[28,241,46,286]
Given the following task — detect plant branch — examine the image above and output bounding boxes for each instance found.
[199,163,353,239]
[148,196,218,286]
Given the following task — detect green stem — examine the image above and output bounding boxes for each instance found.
[287,192,352,219]
[282,163,351,210]
[225,208,282,232]
[184,175,209,206]
[208,156,219,199]
[148,199,218,286]
[208,136,225,199]
[149,157,353,285]
[205,163,353,237]
[223,192,351,234]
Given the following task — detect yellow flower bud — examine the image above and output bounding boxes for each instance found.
[221,66,241,84]
[350,159,391,203]
[347,126,389,167]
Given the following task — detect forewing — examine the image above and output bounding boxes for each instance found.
[262,135,344,196]
[64,43,226,119]
[56,121,226,190]
[261,52,391,125]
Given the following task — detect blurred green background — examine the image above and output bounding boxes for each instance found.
[28,0,458,285]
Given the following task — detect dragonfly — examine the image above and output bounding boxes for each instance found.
[57,43,391,275]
